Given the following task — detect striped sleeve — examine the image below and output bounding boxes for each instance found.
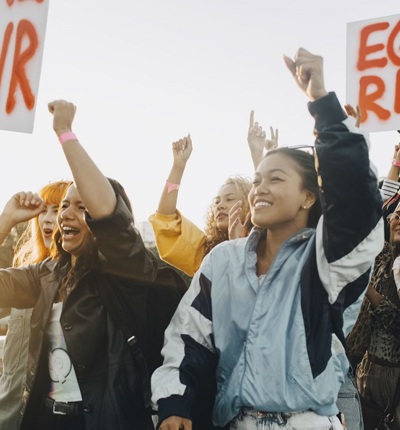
[309,93,384,306]
[380,178,400,201]
[150,267,217,423]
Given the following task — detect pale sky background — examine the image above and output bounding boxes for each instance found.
[0,0,399,228]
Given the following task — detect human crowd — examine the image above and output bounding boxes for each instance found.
[0,47,397,430]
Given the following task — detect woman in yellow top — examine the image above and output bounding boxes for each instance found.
[149,116,277,277]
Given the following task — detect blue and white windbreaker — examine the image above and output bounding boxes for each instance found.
[151,92,384,427]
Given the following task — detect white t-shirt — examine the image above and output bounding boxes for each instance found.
[46,302,82,402]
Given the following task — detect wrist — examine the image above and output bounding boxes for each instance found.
[165,180,180,193]
[58,131,77,145]
[310,90,329,102]
[55,126,72,135]
[172,159,187,171]
[250,147,263,156]
[0,213,15,233]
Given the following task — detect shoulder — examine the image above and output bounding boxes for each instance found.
[200,236,249,277]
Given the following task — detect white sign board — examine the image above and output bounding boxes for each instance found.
[0,0,49,133]
[347,14,400,132]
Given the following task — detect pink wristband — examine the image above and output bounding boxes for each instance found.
[392,159,400,168]
[166,180,180,193]
[58,131,77,145]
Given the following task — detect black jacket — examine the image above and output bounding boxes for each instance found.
[0,195,161,430]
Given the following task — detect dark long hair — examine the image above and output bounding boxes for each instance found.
[265,147,322,228]
[51,178,133,300]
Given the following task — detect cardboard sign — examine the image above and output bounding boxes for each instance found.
[347,14,400,132]
[0,0,49,133]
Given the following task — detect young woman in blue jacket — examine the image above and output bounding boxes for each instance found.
[151,48,384,430]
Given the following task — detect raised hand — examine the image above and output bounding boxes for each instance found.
[1,192,46,228]
[344,103,362,127]
[393,144,400,162]
[248,110,278,169]
[172,134,193,169]
[283,48,328,101]
[48,100,76,136]
[228,200,246,240]
[157,134,192,215]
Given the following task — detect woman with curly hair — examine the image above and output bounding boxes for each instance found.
[149,121,276,278]
[203,175,253,254]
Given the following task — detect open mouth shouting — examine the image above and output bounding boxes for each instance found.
[42,227,54,238]
[61,226,80,239]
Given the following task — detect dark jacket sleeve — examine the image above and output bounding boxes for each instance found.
[86,193,158,282]
[310,92,383,264]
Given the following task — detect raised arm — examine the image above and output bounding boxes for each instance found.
[247,110,278,169]
[286,48,382,251]
[284,49,328,101]
[48,100,116,219]
[0,192,45,246]
[285,48,384,351]
[157,134,192,215]
[386,144,400,182]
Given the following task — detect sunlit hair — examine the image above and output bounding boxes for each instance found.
[51,178,133,300]
[12,180,72,267]
[203,175,252,256]
[264,147,321,228]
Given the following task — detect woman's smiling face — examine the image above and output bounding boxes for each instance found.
[212,183,244,232]
[249,153,315,232]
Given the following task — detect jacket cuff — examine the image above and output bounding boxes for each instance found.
[308,92,347,132]
[86,194,132,232]
[157,395,191,426]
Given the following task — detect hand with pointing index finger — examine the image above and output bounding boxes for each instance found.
[248,110,278,169]
[283,48,328,101]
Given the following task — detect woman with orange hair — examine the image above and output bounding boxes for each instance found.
[0,180,71,430]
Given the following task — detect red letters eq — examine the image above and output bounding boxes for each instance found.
[357,20,400,122]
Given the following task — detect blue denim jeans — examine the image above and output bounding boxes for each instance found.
[336,371,364,430]
[229,409,342,429]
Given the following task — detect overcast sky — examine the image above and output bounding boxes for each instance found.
[0,0,399,228]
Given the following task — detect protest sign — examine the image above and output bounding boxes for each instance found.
[347,13,400,132]
[0,0,49,133]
